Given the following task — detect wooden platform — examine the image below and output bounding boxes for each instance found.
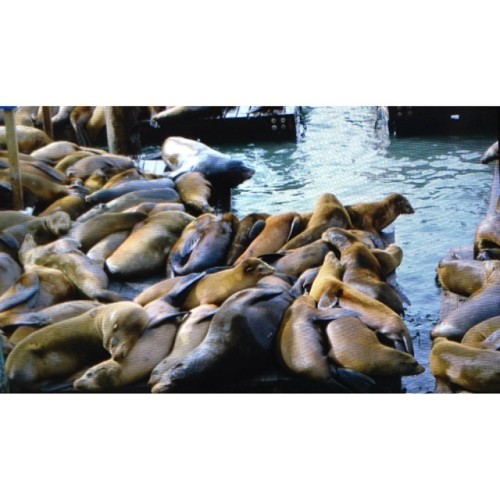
[388,106,498,137]
[139,106,303,146]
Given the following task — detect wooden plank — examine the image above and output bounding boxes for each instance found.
[3,108,24,210]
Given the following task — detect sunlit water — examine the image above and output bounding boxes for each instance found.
[143,106,496,393]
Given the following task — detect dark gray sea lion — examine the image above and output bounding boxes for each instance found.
[161,136,254,188]
[85,178,176,204]
[166,212,238,277]
[151,280,294,392]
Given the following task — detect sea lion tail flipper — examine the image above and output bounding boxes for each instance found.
[386,275,411,306]
[331,366,376,393]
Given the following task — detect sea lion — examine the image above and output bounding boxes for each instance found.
[85,177,176,204]
[31,141,102,162]
[461,316,500,349]
[5,301,150,392]
[431,277,500,341]
[0,267,76,329]
[173,258,275,310]
[174,171,213,215]
[53,151,98,173]
[37,194,90,220]
[100,168,146,189]
[68,211,147,252]
[430,337,500,393]
[326,316,424,378]
[260,239,332,278]
[225,213,269,265]
[322,227,405,314]
[105,210,194,277]
[161,136,255,188]
[0,253,22,296]
[309,251,344,300]
[289,267,321,298]
[73,301,185,392]
[371,244,404,277]
[276,294,372,392]
[481,141,499,164]
[310,276,414,355]
[124,202,186,216]
[345,193,415,235]
[152,281,293,392]
[474,210,500,260]
[0,125,52,154]
[148,304,219,389]
[436,258,500,297]
[66,154,135,181]
[8,300,100,345]
[86,231,130,266]
[166,212,238,276]
[234,211,304,264]
[0,210,36,232]
[151,106,229,126]
[76,188,181,221]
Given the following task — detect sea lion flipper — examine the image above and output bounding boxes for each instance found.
[165,272,207,306]
[315,308,360,322]
[148,311,187,328]
[93,290,131,303]
[317,293,339,310]
[286,215,303,243]
[248,220,266,241]
[257,253,286,265]
[332,366,376,393]
[0,272,40,313]
[480,330,500,350]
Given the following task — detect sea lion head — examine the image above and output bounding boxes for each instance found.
[98,302,149,361]
[389,194,415,215]
[241,257,275,277]
[74,362,120,392]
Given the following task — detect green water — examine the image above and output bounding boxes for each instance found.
[218,106,496,393]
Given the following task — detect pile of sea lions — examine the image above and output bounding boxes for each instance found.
[431,156,500,392]
[0,132,424,393]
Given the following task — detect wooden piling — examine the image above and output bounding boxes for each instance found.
[104,106,141,156]
[41,106,53,139]
[3,108,24,210]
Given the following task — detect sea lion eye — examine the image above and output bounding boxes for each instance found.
[113,323,118,331]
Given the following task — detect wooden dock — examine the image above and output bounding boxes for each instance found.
[138,106,303,146]
[388,106,498,137]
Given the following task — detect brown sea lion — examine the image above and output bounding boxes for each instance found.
[8,300,100,345]
[86,231,130,266]
[310,276,414,355]
[276,294,372,392]
[461,316,500,349]
[174,172,213,215]
[73,301,185,392]
[322,227,405,314]
[371,244,404,277]
[309,252,344,300]
[225,213,269,265]
[166,212,238,276]
[430,337,500,393]
[100,168,145,189]
[66,154,135,181]
[0,125,52,154]
[326,316,424,378]
[152,279,293,393]
[68,211,147,252]
[345,193,415,235]
[149,304,219,390]
[474,210,500,260]
[123,202,186,216]
[37,194,90,220]
[53,151,98,173]
[31,141,102,162]
[234,211,304,264]
[105,210,194,277]
[436,258,500,297]
[175,258,275,310]
[0,267,76,329]
[5,301,150,392]
[261,240,332,278]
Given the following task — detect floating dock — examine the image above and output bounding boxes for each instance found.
[388,106,498,137]
[139,106,303,146]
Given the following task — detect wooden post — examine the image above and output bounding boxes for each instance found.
[104,106,141,156]
[0,340,7,393]
[41,106,53,139]
[3,107,24,210]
